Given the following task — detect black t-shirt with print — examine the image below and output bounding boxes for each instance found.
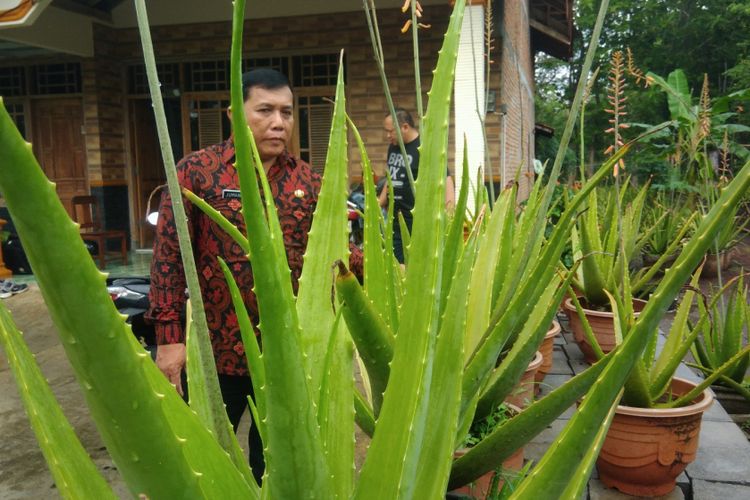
[386,136,420,229]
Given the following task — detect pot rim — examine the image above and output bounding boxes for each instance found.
[545,320,561,339]
[528,350,543,370]
[563,296,648,319]
[614,377,714,417]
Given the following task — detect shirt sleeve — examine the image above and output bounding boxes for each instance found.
[145,159,194,345]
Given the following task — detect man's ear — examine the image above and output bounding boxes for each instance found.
[226,106,233,122]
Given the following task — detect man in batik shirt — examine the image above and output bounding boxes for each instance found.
[147,68,361,483]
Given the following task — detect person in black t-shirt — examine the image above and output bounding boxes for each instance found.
[379,108,454,263]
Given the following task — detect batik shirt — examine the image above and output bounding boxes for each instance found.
[146,138,360,376]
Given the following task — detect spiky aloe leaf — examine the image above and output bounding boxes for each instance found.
[0,303,117,500]
[463,185,516,361]
[294,56,354,498]
[228,1,332,497]
[512,156,750,498]
[411,223,478,497]
[134,1,247,479]
[336,262,394,413]
[440,140,470,312]
[0,100,256,498]
[354,1,465,498]
[184,299,257,489]
[346,115,396,329]
[476,275,565,419]
[449,350,613,489]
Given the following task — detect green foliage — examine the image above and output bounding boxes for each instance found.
[691,274,750,388]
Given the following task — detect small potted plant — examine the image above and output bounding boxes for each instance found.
[594,267,750,496]
[690,273,750,414]
[450,403,525,499]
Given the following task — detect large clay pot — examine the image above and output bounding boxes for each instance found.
[563,297,647,364]
[451,446,524,499]
[505,351,543,409]
[597,377,714,497]
[534,320,561,386]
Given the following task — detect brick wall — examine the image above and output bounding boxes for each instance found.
[84,23,127,186]
[71,2,532,201]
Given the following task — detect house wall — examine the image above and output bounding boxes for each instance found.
[94,3,528,184]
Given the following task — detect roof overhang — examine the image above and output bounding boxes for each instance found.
[0,0,51,28]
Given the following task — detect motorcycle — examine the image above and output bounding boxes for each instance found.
[106,276,156,354]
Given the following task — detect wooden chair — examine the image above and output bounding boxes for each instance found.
[71,195,128,269]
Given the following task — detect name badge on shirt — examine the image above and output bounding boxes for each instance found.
[222,189,242,200]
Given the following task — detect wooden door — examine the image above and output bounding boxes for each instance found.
[129,99,165,249]
[31,98,87,216]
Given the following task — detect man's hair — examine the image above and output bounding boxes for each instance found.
[241,68,293,100]
[387,107,416,128]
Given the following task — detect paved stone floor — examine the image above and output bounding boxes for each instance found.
[1,250,749,498]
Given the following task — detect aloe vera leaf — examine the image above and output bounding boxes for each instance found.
[557,397,619,500]
[134,1,245,479]
[662,345,750,409]
[1,100,259,498]
[181,188,250,255]
[411,220,478,497]
[567,292,606,360]
[0,303,117,500]
[440,140,471,312]
[217,258,266,423]
[580,192,609,306]
[512,155,750,497]
[297,61,354,498]
[293,60,355,497]
[650,268,701,386]
[297,56,350,390]
[397,210,411,266]
[491,185,518,308]
[336,261,394,414]
[354,2,465,498]
[475,275,565,419]
[464,186,515,361]
[463,148,630,410]
[346,114,393,328]
[228,2,332,496]
[354,388,376,437]
[631,211,698,293]
[184,299,257,489]
[449,350,613,489]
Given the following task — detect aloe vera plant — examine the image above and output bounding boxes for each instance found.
[690,274,750,401]
[4,0,750,498]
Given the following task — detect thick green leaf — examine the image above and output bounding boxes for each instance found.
[0,99,256,499]
[228,1,332,496]
[354,2,465,497]
[0,303,117,500]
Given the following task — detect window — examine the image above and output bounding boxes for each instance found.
[5,102,27,139]
[0,66,25,96]
[185,60,229,92]
[30,63,81,94]
[293,53,340,87]
[128,63,180,95]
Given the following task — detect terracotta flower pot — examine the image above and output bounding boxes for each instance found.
[451,446,524,499]
[563,297,647,364]
[701,248,735,278]
[505,351,542,409]
[534,320,561,386]
[597,377,714,497]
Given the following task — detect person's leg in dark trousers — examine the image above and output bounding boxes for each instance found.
[218,374,265,484]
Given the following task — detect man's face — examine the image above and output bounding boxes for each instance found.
[384,115,398,146]
[242,86,294,163]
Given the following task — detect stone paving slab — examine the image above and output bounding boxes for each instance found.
[686,420,750,483]
[588,478,685,500]
[691,479,750,500]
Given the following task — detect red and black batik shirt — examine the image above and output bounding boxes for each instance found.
[146,138,341,376]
